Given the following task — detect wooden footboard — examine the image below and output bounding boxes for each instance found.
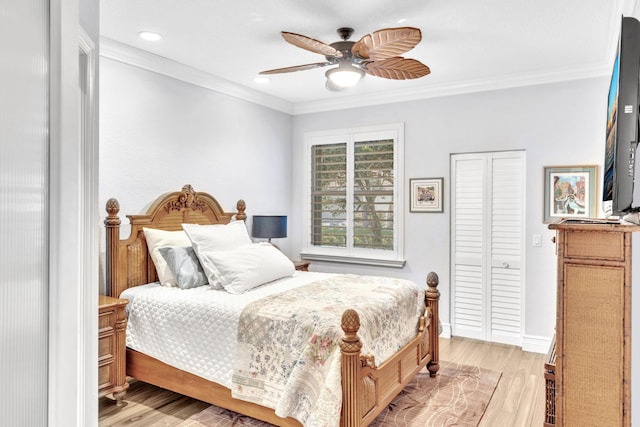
[126,349,303,426]
[341,272,440,426]
[124,272,439,427]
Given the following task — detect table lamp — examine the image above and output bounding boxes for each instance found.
[251,215,287,247]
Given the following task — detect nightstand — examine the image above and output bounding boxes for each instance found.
[99,295,129,406]
[293,260,310,271]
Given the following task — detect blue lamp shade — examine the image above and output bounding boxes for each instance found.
[251,215,287,242]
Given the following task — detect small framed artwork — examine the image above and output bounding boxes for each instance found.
[543,165,597,223]
[410,178,444,213]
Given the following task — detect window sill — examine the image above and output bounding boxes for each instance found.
[300,252,406,268]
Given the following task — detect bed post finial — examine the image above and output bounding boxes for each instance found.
[236,199,247,221]
[105,198,121,298]
[426,271,440,377]
[340,309,362,426]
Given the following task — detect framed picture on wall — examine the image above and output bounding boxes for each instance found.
[543,165,597,223]
[410,178,444,213]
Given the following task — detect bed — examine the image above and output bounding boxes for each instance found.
[104,184,440,427]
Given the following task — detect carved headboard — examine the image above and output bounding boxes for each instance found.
[104,184,246,298]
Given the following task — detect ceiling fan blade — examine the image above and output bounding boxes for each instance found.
[352,27,422,60]
[281,32,343,58]
[363,57,431,80]
[259,62,333,75]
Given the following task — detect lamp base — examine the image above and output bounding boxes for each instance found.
[267,238,281,252]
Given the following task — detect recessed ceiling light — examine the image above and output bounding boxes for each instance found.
[138,31,163,41]
[254,76,270,84]
[397,18,407,24]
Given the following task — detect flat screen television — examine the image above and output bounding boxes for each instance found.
[603,16,640,221]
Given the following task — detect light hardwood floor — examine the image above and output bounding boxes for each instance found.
[99,337,548,426]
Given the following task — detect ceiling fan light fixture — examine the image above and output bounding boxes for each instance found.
[325,65,365,88]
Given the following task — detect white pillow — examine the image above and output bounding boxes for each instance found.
[182,221,252,289]
[142,228,192,287]
[202,243,295,294]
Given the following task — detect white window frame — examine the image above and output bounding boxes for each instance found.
[301,123,405,267]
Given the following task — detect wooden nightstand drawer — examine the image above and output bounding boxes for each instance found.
[98,362,113,391]
[99,335,114,361]
[99,310,116,333]
[99,295,129,406]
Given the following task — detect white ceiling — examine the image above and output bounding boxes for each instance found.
[100,0,635,114]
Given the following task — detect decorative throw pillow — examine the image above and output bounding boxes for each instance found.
[158,246,208,289]
[142,228,192,287]
[182,221,252,289]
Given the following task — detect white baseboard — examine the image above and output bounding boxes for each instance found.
[439,322,452,338]
[440,328,552,354]
[522,334,553,354]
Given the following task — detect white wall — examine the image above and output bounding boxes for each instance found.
[99,58,293,293]
[291,77,609,351]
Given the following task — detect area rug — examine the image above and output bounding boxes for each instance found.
[178,361,501,427]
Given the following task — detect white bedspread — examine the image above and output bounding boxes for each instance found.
[121,271,334,387]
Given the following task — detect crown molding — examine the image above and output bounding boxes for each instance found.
[100,37,294,114]
[292,64,609,114]
[101,37,608,116]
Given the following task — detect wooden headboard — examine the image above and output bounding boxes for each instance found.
[104,184,246,298]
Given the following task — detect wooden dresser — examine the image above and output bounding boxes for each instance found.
[98,295,129,406]
[548,220,634,426]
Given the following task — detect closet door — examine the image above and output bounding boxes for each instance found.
[451,151,525,345]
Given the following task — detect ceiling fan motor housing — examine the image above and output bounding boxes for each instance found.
[328,41,360,65]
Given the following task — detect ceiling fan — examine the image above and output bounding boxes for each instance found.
[259,27,431,91]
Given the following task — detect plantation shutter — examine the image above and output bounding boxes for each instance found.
[353,139,394,250]
[303,123,404,265]
[309,138,395,251]
[311,143,347,247]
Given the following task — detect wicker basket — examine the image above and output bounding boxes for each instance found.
[544,335,556,426]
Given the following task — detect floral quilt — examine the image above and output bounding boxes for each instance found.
[231,274,425,427]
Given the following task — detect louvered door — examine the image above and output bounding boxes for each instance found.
[451,151,525,345]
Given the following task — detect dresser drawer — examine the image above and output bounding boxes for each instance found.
[564,230,624,261]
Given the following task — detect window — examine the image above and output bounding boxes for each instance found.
[302,124,405,267]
